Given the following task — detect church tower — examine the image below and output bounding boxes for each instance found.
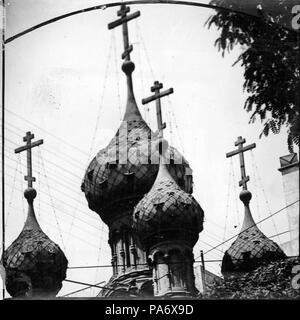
[221,137,286,276]
[81,5,193,297]
[133,133,204,297]
[2,132,68,298]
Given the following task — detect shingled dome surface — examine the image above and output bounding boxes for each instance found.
[3,228,68,297]
[132,140,204,249]
[81,118,193,225]
[221,190,286,274]
[221,225,286,274]
[2,188,68,298]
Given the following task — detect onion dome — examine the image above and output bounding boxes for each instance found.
[81,60,192,226]
[132,139,204,249]
[2,188,68,298]
[221,190,286,275]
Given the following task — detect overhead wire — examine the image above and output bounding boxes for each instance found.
[251,150,281,243]
[92,221,108,296]
[66,32,114,244]
[37,148,66,252]
[135,19,155,80]
[154,209,296,286]
[231,157,241,228]
[4,153,113,263]
[6,136,83,180]
[59,229,293,271]
[4,171,107,241]
[222,159,233,252]
[4,132,112,255]
[6,122,87,169]
[5,150,232,252]
[200,200,299,257]
[4,156,103,230]
[62,281,106,297]
[6,109,89,156]
[134,19,148,123]
[5,143,85,195]
[250,148,261,221]
[112,29,122,121]
[4,198,104,250]
[4,140,98,212]
[167,95,185,155]
[5,155,19,228]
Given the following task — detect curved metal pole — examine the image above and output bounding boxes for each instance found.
[1,0,5,300]
[5,0,261,44]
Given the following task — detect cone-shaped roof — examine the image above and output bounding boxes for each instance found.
[2,188,68,298]
[221,190,286,275]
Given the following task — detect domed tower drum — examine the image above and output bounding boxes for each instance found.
[133,140,204,297]
[81,5,193,290]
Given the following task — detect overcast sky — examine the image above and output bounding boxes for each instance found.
[1,0,295,298]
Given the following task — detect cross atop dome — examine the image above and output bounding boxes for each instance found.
[14,131,43,188]
[226,136,256,190]
[142,81,174,138]
[3,131,68,298]
[108,4,143,121]
[108,4,140,61]
[222,137,286,276]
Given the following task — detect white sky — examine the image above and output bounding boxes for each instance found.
[1,0,295,298]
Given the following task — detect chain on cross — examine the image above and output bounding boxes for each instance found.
[14,131,43,188]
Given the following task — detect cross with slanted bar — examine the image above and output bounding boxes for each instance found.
[108,4,140,61]
[14,131,43,188]
[142,81,174,137]
[226,136,256,190]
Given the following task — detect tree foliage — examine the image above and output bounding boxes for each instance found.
[202,257,300,299]
[206,0,300,151]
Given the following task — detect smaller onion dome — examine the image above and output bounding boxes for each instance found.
[132,139,204,249]
[221,190,286,275]
[2,188,68,298]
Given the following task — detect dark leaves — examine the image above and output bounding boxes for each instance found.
[203,258,300,299]
[207,0,300,149]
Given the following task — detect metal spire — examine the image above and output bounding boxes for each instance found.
[108,4,142,121]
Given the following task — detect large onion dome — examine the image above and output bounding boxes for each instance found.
[81,60,193,226]
[2,188,68,298]
[132,139,204,250]
[221,190,286,275]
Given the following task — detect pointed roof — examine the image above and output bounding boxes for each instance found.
[122,60,144,122]
[3,130,68,298]
[22,188,40,231]
[221,189,286,275]
[3,187,68,298]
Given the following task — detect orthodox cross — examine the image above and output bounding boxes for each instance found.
[142,81,174,137]
[226,136,256,190]
[108,4,140,61]
[14,131,43,188]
